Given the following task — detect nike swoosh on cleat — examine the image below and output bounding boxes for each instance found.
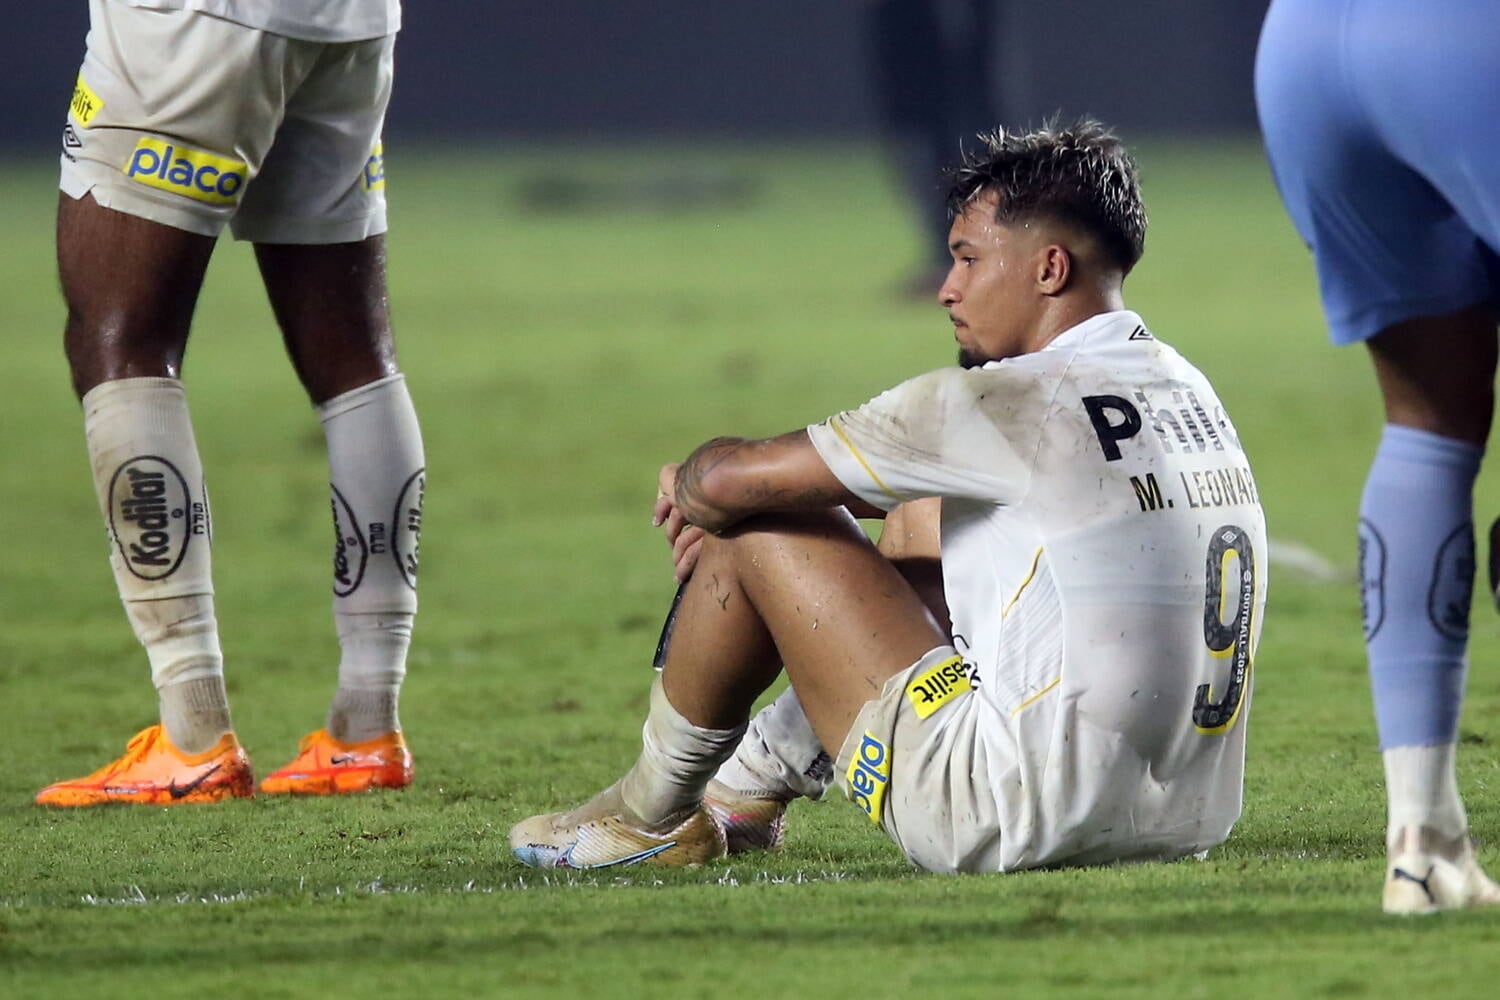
[330,755,357,765]
[168,763,223,800]
[559,840,678,870]
[1391,866,1437,903]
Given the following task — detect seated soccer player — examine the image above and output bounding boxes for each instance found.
[510,121,1268,873]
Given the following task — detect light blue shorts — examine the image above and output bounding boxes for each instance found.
[1255,0,1500,345]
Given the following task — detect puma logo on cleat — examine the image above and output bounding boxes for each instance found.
[1392,865,1437,904]
[168,763,222,799]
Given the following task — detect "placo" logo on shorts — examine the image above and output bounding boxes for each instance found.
[363,142,385,190]
[846,731,890,824]
[123,138,247,205]
[905,655,972,720]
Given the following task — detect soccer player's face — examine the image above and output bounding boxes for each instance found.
[938,191,1049,367]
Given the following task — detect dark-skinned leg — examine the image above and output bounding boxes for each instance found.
[251,235,424,769]
[44,193,236,784]
[1367,304,1496,443]
[1359,304,1500,911]
[59,192,216,397]
[254,236,397,405]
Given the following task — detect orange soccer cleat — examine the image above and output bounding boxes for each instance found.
[259,729,412,795]
[35,725,255,807]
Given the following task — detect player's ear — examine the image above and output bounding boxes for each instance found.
[1036,244,1072,295]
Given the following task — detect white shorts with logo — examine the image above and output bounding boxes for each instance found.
[835,648,1006,874]
[834,647,1242,875]
[60,0,391,243]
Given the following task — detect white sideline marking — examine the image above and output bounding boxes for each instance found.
[1268,537,1349,583]
[0,869,865,910]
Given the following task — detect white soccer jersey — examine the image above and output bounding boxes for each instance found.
[105,0,400,41]
[808,309,1267,870]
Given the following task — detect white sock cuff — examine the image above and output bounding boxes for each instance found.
[317,372,409,422]
[647,673,748,743]
[1384,742,1468,844]
[621,675,748,823]
[83,374,186,413]
[717,686,832,800]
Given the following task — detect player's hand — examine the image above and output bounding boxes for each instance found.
[652,463,681,529]
[653,463,706,581]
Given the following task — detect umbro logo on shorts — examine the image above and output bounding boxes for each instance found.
[124,138,247,206]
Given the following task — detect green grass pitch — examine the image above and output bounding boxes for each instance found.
[4,141,1500,997]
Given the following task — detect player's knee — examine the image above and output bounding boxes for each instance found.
[716,509,868,567]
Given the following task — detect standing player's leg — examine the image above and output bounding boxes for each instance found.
[510,508,953,868]
[253,235,424,795]
[1257,0,1500,912]
[37,191,253,806]
[1360,312,1500,914]
[219,35,420,795]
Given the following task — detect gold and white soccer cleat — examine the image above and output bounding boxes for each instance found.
[509,784,726,869]
[1383,826,1500,915]
[703,779,789,854]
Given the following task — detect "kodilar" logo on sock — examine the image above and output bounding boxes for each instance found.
[393,469,424,589]
[330,485,368,597]
[109,456,193,580]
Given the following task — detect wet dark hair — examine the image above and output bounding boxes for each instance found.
[945,118,1147,275]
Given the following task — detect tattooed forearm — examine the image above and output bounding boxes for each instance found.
[736,481,850,509]
[672,432,855,533]
[674,437,747,529]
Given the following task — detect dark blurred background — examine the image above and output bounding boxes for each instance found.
[8,1,1267,154]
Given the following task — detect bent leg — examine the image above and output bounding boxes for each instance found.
[714,499,946,796]
[509,509,951,868]
[659,508,948,751]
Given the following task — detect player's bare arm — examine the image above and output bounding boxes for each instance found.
[655,430,870,539]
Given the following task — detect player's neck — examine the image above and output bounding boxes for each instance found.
[1027,287,1127,352]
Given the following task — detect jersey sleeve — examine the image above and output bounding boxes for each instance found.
[806,366,1037,511]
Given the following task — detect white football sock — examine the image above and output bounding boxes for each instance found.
[714,686,832,800]
[1384,743,1469,848]
[620,674,747,825]
[83,377,230,753]
[320,373,423,743]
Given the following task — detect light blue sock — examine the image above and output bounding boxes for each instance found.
[1360,424,1481,750]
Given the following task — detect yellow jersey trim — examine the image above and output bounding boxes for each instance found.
[1002,547,1045,618]
[827,416,902,503]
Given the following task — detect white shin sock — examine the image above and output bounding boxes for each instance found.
[714,686,832,800]
[1384,743,1469,848]
[83,377,229,752]
[320,374,424,743]
[620,675,748,825]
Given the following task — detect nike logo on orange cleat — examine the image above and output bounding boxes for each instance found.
[169,763,223,800]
